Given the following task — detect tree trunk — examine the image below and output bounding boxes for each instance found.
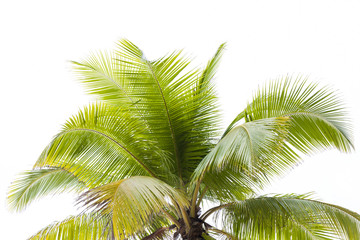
[176,217,206,240]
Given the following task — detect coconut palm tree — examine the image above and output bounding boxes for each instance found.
[8,39,359,239]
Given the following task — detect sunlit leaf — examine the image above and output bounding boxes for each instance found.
[8,167,86,212]
[79,176,189,239]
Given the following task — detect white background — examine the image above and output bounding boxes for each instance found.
[1,0,360,239]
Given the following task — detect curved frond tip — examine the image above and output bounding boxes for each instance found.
[209,194,360,240]
[7,167,86,212]
[225,76,354,154]
[29,213,111,240]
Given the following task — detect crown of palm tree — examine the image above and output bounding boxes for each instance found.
[8,39,359,240]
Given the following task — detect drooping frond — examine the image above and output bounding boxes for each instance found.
[30,213,173,240]
[191,117,295,201]
[206,194,360,240]
[78,176,189,239]
[225,76,353,154]
[34,103,170,187]
[202,77,355,199]
[29,213,112,240]
[7,167,86,212]
[197,117,290,172]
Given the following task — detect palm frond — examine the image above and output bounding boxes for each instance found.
[78,176,189,239]
[115,39,196,184]
[7,167,86,212]
[178,43,224,182]
[71,50,135,105]
[207,77,355,199]
[191,117,295,201]
[207,194,360,240]
[198,117,290,172]
[72,39,223,186]
[199,170,257,203]
[225,76,353,153]
[29,213,112,240]
[114,39,222,185]
[34,103,172,187]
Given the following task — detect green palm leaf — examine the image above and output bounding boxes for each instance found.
[29,214,112,240]
[72,39,222,186]
[31,213,173,240]
[114,39,222,185]
[196,77,355,202]
[78,176,189,239]
[225,76,353,153]
[205,194,360,240]
[34,103,171,187]
[72,50,135,105]
[7,167,86,212]
[197,117,290,172]
[192,117,295,202]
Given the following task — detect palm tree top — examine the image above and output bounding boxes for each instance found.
[8,39,358,239]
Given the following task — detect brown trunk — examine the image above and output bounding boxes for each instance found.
[176,217,206,240]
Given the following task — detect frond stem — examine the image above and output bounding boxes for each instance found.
[160,209,180,228]
[207,228,234,239]
[180,206,191,231]
[196,186,209,208]
[142,225,176,240]
[190,180,202,217]
[201,202,235,221]
[145,61,183,184]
